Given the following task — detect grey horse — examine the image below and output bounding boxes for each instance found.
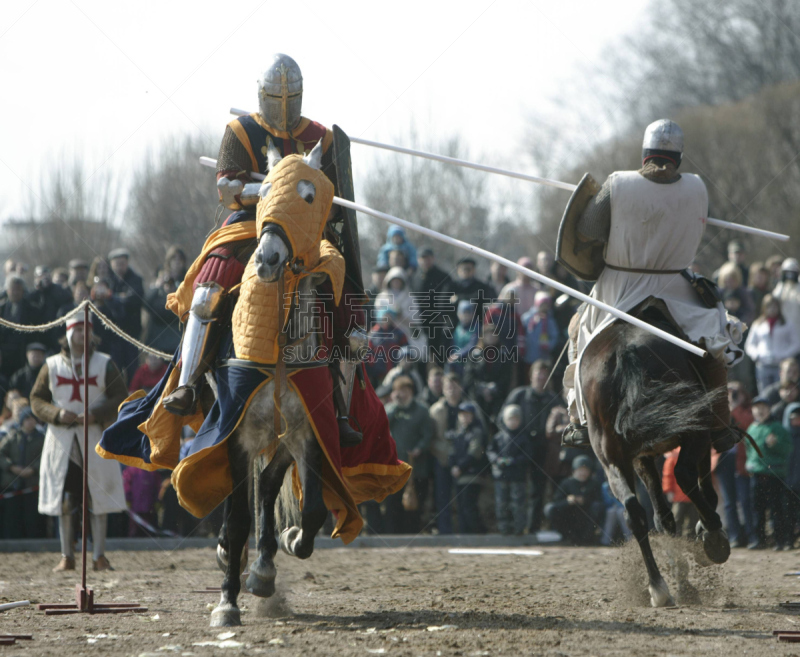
[211,143,337,627]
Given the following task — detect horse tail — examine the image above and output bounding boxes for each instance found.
[612,344,723,442]
[275,465,301,530]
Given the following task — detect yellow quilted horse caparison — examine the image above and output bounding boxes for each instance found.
[231,152,342,364]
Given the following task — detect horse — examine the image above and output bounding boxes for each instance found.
[580,305,730,607]
[209,141,342,627]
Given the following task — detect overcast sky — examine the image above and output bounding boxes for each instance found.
[0,0,646,223]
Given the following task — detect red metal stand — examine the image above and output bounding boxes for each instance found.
[38,306,146,616]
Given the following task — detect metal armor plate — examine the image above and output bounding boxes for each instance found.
[332,125,365,296]
[555,172,605,282]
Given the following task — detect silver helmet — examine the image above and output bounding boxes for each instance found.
[258,54,303,133]
[642,119,684,154]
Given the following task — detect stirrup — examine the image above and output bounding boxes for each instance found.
[561,422,591,448]
[162,385,198,416]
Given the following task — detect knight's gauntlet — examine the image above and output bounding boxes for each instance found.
[178,282,228,388]
[217,177,244,210]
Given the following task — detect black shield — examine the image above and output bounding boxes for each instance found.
[331,125,365,296]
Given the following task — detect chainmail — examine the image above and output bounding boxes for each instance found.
[216,126,254,175]
[576,178,612,243]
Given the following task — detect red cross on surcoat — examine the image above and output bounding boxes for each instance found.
[55,373,98,402]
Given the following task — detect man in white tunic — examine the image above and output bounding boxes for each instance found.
[31,316,127,572]
[561,120,744,450]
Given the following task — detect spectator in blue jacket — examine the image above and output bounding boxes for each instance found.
[487,405,530,535]
[376,226,418,271]
[448,402,487,534]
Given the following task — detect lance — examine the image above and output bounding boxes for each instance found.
[199,155,707,358]
[228,108,790,242]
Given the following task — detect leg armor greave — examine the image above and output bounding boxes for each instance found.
[179,282,227,388]
[163,282,227,416]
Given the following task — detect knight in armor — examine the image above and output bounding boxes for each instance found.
[559,119,746,451]
[161,53,363,447]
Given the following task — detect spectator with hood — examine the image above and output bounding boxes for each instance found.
[773,258,800,329]
[376,226,418,271]
[375,266,425,352]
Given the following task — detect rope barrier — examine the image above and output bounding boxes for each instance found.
[0,299,173,361]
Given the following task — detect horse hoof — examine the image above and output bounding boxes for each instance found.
[701,528,730,565]
[246,557,277,598]
[649,579,675,608]
[246,571,276,598]
[280,527,301,556]
[210,603,241,627]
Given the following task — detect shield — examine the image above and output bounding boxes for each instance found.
[555,172,605,282]
[331,125,365,296]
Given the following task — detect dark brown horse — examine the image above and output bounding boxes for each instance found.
[581,306,730,607]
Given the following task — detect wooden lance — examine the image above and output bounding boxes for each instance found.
[228,108,790,243]
[198,155,707,358]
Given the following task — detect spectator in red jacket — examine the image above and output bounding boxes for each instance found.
[662,448,699,537]
[129,355,169,394]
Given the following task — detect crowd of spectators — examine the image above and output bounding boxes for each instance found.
[361,229,800,549]
[0,247,189,540]
[2,228,800,550]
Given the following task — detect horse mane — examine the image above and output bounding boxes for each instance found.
[611,341,724,444]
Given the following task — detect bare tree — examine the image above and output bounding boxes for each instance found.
[357,130,535,277]
[8,158,122,272]
[126,132,222,279]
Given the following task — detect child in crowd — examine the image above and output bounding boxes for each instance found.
[661,448,698,536]
[746,395,793,549]
[452,300,480,357]
[376,226,418,271]
[521,291,559,365]
[487,405,530,535]
[447,402,487,534]
[545,455,604,545]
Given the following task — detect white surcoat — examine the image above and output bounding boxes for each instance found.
[570,171,744,422]
[37,351,126,516]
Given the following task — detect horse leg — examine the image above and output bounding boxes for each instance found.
[605,458,674,607]
[211,438,251,627]
[634,457,699,603]
[246,443,294,598]
[633,456,677,535]
[674,438,729,565]
[280,432,327,560]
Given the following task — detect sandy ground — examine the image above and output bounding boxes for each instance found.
[0,539,799,656]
